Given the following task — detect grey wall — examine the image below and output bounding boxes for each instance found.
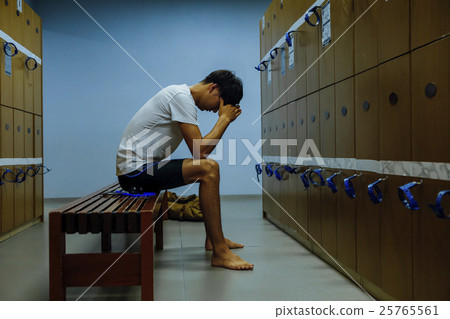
[33,0,270,198]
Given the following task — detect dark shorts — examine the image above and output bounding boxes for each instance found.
[118,159,187,193]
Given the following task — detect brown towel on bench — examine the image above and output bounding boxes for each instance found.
[157,191,203,221]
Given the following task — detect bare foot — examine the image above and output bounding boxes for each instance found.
[205,238,244,251]
[211,249,254,270]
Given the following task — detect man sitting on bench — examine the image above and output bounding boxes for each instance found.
[116,70,254,270]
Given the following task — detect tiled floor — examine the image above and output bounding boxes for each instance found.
[0,195,372,301]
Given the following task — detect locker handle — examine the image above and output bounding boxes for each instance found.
[270,47,284,60]
[35,164,52,175]
[274,166,284,181]
[428,190,450,219]
[344,173,362,199]
[255,60,270,72]
[255,164,262,182]
[3,41,18,57]
[25,57,38,70]
[283,165,296,174]
[368,177,388,205]
[300,169,311,190]
[265,163,274,177]
[15,168,26,183]
[309,169,325,186]
[2,168,17,183]
[305,6,321,27]
[285,31,299,47]
[398,181,423,210]
[26,166,38,177]
[326,171,341,193]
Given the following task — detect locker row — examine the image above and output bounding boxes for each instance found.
[261,37,450,164]
[261,167,450,300]
[259,0,449,111]
[0,0,42,57]
[1,39,43,114]
[0,164,43,235]
[0,106,43,158]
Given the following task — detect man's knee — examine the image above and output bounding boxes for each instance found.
[200,159,220,179]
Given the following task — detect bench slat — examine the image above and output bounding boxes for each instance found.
[66,185,122,214]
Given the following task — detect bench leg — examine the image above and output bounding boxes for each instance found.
[155,190,168,250]
[49,212,66,301]
[101,231,112,252]
[140,211,154,301]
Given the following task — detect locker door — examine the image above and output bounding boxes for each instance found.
[286,102,298,233]
[319,85,337,256]
[354,0,379,73]
[335,77,355,158]
[293,26,308,101]
[296,98,308,239]
[14,110,25,227]
[260,18,267,114]
[411,37,450,163]
[0,0,13,35]
[31,10,42,58]
[411,0,450,49]
[262,115,269,218]
[33,65,42,115]
[278,1,289,107]
[413,179,450,300]
[305,18,320,94]
[34,115,43,219]
[336,169,357,272]
[1,106,14,233]
[378,0,410,63]
[307,92,321,244]
[22,3,34,50]
[13,52,25,110]
[319,0,335,89]
[24,113,34,223]
[12,0,26,44]
[278,106,290,229]
[379,54,411,161]
[271,110,282,225]
[333,0,354,82]
[0,37,14,107]
[380,175,413,300]
[264,111,275,220]
[355,67,379,160]
[356,172,381,287]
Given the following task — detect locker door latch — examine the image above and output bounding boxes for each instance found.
[326,171,341,193]
[428,190,450,219]
[398,181,423,210]
[368,176,388,205]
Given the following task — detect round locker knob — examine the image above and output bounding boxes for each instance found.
[324,111,330,120]
[276,125,278,131]
[267,22,270,28]
[27,128,31,134]
[425,82,437,98]
[280,2,283,9]
[27,19,30,26]
[16,10,20,17]
[5,124,10,131]
[389,92,398,106]
[264,128,266,134]
[341,106,348,116]
[273,13,276,20]
[269,127,272,132]
[262,30,264,36]
[299,118,304,126]
[37,129,40,135]
[282,122,285,129]
[311,115,316,123]
[5,0,8,6]
[290,121,294,127]
[363,100,370,112]
[36,28,39,34]
[17,126,21,132]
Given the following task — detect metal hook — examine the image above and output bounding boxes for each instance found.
[380,176,389,182]
[415,179,424,185]
[355,172,363,177]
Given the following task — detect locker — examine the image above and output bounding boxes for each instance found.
[31,9,42,58]
[0,37,14,107]
[413,179,450,300]
[296,98,308,239]
[14,165,25,227]
[336,169,357,271]
[34,115,42,158]
[411,37,450,163]
[319,85,335,158]
[378,0,410,63]
[22,3,34,50]
[354,0,379,73]
[333,0,354,82]
[379,54,411,161]
[33,65,42,115]
[286,102,298,232]
[13,52,25,110]
[1,106,14,233]
[356,172,381,286]
[380,175,413,300]
[355,67,379,160]
[318,0,334,89]
[24,112,33,157]
[305,17,320,94]
[292,26,308,101]
[14,109,24,157]
[11,0,26,45]
[271,50,280,111]
[306,93,321,244]
[411,0,450,50]
[335,77,355,158]
[0,0,13,35]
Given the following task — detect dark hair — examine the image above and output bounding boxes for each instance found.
[202,70,243,106]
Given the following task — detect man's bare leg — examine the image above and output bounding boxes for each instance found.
[182,158,253,270]
[205,236,244,251]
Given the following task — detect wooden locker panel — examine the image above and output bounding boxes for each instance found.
[413,179,450,301]
[287,102,298,159]
[24,165,35,223]
[1,106,14,157]
[269,110,282,224]
[12,0,26,45]
[307,92,320,153]
[411,0,450,50]
[24,112,34,158]
[14,109,25,158]
[354,0,379,74]
[305,22,320,94]
[264,111,276,220]
[12,52,25,110]
[34,115,42,158]
[411,37,450,163]
[1,176,14,233]
[34,172,43,219]
[334,0,354,82]
[336,169,357,271]
[260,19,267,114]
[355,67,379,160]
[1,106,14,233]
[318,0,334,89]
[380,175,413,300]
[262,115,269,218]
[24,59,34,113]
[31,9,42,58]
[33,65,42,115]
[0,37,14,107]
[22,3,34,50]
[286,102,298,232]
[0,0,14,35]
[335,77,355,158]
[293,27,308,101]
[356,172,381,286]
[296,98,308,239]
[14,165,25,227]
[378,0,410,63]
[24,113,35,223]
[320,178,337,257]
[279,44,288,107]
[379,54,411,161]
[271,52,280,111]
[278,106,290,229]
[319,85,335,158]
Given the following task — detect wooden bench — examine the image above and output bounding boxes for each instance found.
[49,182,167,301]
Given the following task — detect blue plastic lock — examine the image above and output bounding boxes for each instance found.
[428,190,450,219]
[326,172,340,193]
[300,169,311,190]
[398,181,422,210]
[309,169,325,186]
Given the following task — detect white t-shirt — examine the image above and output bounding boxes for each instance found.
[116,84,198,175]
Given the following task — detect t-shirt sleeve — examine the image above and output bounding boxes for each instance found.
[168,93,198,125]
